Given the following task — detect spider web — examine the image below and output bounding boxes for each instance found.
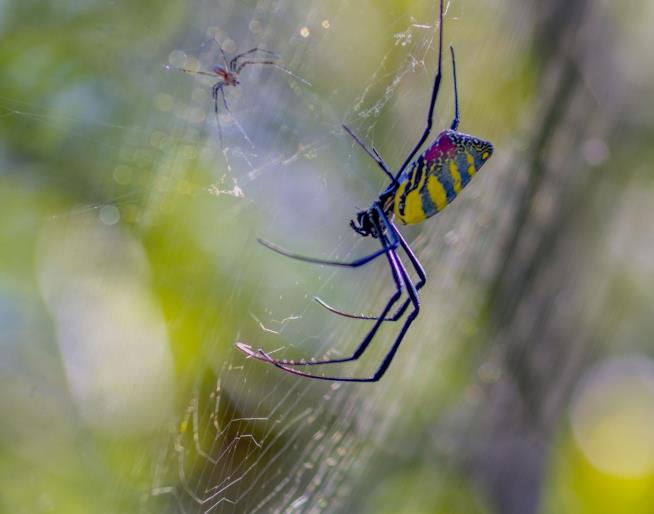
[1,0,584,513]
[138,1,527,513]
[0,0,510,513]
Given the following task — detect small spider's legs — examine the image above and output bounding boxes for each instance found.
[449,46,460,131]
[211,81,227,146]
[200,38,231,68]
[219,47,230,69]
[164,64,217,78]
[315,223,426,322]
[230,48,279,71]
[219,88,231,116]
[395,0,445,178]
[342,125,398,186]
[211,81,254,148]
[238,226,421,382]
[212,82,229,111]
[237,61,311,86]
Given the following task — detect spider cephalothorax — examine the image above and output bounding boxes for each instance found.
[214,66,239,86]
[237,0,494,382]
[350,207,383,238]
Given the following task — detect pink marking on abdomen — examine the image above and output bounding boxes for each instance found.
[424,132,455,161]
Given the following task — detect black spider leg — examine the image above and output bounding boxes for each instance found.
[342,124,398,186]
[229,48,279,72]
[237,60,311,86]
[257,206,399,267]
[395,0,445,179]
[449,46,460,131]
[316,225,426,321]
[240,224,421,382]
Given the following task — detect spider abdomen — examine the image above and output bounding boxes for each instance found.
[393,130,493,225]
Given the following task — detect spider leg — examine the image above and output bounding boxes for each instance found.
[449,46,460,130]
[236,60,311,86]
[230,48,279,71]
[342,125,398,186]
[212,81,254,148]
[211,81,226,147]
[216,83,230,111]
[200,38,230,68]
[164,64,217,78]
[238,233,421,382]
[314,296,397,321]
[315,222,426,321]
[257,223,398,268]
[395,0,445,178]
[258,204,399,267]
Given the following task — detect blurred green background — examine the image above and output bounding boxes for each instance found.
[2,0,654,513]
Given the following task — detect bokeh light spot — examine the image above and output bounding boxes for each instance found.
[99,205,120,226]
[112,165,133,185]
[249,19,262,34]
[571,355,654,478]
[154,93,174,112]
[168,50,187,68]
[222,38,237,53]
[582,137,610,166]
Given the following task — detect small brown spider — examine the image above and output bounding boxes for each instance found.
[166,46,310,145]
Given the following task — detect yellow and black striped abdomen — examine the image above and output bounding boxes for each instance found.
[393,130,493,225]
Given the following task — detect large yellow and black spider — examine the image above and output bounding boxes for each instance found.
[237,0,493,382]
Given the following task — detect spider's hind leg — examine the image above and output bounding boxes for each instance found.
[211,82,226,146]
[212,81,254,148]
[213,82,230,112]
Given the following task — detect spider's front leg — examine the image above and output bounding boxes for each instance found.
[256,227,398,268]
[229,48,279,71]
[236,60,311,86]
[342,125,397,186]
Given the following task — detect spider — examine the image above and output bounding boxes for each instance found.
[236,0,494,382]
[165,44,310,145]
